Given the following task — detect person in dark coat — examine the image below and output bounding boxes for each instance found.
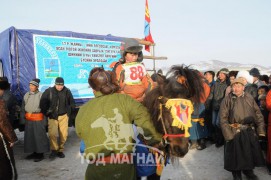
[206,68,230,147]
[40,77,75,159]
[0,77,18,128]
[220,78,266,180]
[0,99,18,180]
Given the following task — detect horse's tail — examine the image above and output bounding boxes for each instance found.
[137,127,152,140]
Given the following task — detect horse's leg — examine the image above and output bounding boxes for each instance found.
[119,137,130,153]
[103,138,113,150]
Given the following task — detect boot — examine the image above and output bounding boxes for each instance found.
[25,152,38,160]
[232,170,242,180]
[49,150,58,160]
[34,153,44,162]
[196,139,206,150]
[267,163,271,175]
[242,170,258,180]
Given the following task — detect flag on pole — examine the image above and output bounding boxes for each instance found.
[144,0,154,52]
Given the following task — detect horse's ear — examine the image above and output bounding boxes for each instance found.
[156,74,166,85]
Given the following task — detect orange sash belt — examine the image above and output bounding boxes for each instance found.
[25,112,44,121]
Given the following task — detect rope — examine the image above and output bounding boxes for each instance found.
[0,132,16,180]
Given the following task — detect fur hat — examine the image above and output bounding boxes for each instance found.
[29,78,40,87]
[120,38,143,63]
[236,70,253,84]
[219,68,229,75]
[249,68,260,77]
[55,77,64,85]
[231,77,245,86]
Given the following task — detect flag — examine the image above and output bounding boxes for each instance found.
[144,0,154,52]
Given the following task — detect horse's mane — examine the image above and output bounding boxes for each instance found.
[143,64,205,133]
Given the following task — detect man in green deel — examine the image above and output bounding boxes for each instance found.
[75,67,161,180]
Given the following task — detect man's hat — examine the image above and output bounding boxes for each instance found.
[249,68,260,77]
[29,78,40,87]
[55,77,64,85]
[231,77,245,86]
[219,68,229,75]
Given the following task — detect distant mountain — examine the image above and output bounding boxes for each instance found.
[157,60,271,75]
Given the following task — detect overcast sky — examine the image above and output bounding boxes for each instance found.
[1,0,271,69]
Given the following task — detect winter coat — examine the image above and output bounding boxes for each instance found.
[76,91,161,180]
[220,92,265,141]
[206,79,229,111]
[220,92,265,171]
[0,90,18,128]
[245,83,258,102]
[40,86,75,120]
[265,90,271,164]
[0,99,18,179]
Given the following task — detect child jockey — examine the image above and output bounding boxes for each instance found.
[111,38,155,102]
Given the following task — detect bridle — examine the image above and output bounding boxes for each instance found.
[158,96,192,146]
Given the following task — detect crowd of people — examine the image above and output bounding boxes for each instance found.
[1,39,271,179]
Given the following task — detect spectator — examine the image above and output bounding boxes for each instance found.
[40,77,75,159]
[225,70,239,96]
[220,77,266,180]
[204,70,216,142]
[204,70,216,87]
[206,68,230,148]
[0,99,18,179]
[189,72,210,150]
[0,77,18,128]
[249,67,265,88]
[260,74,269,85]
[21,78,49,162]
[236,70,258,102]
[265,90,271,174]
[76,67,161,180]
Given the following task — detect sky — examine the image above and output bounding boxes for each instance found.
[1,0,271,70]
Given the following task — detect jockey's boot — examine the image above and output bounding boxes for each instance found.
[232,170,242,180]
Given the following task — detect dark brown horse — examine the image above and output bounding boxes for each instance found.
[143,65,204,159]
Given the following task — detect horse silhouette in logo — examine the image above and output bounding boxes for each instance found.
[91,108,151,153]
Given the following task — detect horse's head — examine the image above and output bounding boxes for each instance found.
[91,115,108,128]
[143,65,204,159]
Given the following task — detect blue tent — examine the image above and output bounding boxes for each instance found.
[0,27,125,105]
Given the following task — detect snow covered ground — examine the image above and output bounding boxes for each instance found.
[13,128,270,180]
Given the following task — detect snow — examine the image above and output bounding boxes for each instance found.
[13,128,270,180]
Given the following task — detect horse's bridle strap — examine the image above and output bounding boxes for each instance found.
[163,134,185,139]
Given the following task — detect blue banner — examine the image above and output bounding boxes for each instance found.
[33,35,121,99]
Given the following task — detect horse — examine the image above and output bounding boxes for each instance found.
[143,65,204,160]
